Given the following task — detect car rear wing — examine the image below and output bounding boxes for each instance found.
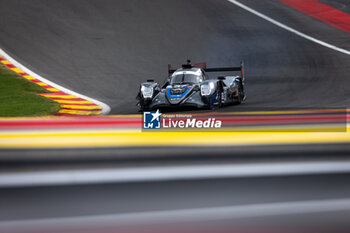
[168,60,245,80]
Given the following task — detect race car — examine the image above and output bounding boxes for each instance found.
[137,60,245,110]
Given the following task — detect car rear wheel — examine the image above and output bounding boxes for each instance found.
[236,83,244,104]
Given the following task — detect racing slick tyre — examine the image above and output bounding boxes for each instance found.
[206,101,214,110]
[218,92,223,108]
[237,82,244,104]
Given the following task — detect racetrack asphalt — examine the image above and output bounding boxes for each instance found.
[0,0,350,114]
[0,0,349,161]
[0,0,350,231]
[0,0,349,158]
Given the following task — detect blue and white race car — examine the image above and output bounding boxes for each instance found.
[137,60,245,110]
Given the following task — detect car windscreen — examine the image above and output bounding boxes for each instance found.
[170,73,202,84]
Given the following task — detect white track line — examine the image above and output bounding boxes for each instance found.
[1,198,350,229]
[226,0,350,56]
[0,48,111,114]
[1,160,350,187]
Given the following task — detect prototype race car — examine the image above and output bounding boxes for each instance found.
[137,60,245,110]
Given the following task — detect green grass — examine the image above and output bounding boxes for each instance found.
[0,64,60,117]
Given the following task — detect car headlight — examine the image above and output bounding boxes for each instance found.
[201,82,215,96]
[141,85,153,98]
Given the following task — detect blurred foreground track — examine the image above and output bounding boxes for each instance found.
[1,0,350,231]
[0,109,348,149]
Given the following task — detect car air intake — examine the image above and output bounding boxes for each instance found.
[170,86,187,95]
